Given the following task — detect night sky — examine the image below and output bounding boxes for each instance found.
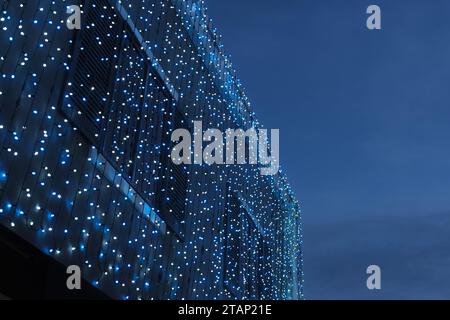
[207,0,450,299]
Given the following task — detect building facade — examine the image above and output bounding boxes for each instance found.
[0,0,303,299]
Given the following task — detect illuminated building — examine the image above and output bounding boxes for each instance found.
[0,0,303,299]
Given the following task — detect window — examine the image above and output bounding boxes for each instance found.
[62,0,122,145]
[223,190,266,299]
[157,109,188,224]
[61,0,187,237]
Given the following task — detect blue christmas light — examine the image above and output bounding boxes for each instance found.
[0,0,303,300]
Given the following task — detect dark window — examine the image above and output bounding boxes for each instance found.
[62,0,122,145]
[157,109,188,224]
[223,190,266,299]
[102,35,147,180]
[223,191,241,298]
[61,0,187,236]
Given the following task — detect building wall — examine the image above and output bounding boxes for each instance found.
[0,0,303,299]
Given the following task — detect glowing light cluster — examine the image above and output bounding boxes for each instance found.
[0,0,303,299]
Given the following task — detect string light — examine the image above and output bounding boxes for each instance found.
[0,0,303,300]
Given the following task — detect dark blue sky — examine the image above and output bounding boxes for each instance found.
[207,0,450,299]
